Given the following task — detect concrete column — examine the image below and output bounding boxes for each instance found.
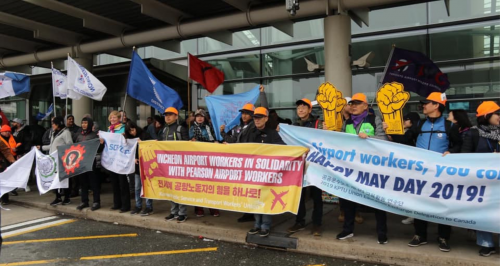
[324,14,352,97]
[71,56,93,124]
[121,96,137,123]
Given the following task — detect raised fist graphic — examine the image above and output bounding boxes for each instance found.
[139,146,159,196]
[376,82,410,135]
[316,82,344,131]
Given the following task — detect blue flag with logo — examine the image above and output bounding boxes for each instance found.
[35,104,54,121]
[382,47,450,97]
[0,72,30,99]
[126,51,183,112]
[206,85,260,141]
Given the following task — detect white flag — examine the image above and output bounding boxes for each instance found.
[99,131,138,175]
[51,67,82,100]
[0,148,35,198]
[67,56,107,101]
[35,149,68,194]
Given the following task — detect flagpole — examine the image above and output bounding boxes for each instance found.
[122,47,135,113]
[51,61,57,117]
[187,53,191,113]
[66,53,70,117]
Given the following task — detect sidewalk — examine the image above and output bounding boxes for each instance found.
[6,184,499,266]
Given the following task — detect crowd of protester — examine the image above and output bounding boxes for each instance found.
[0,86,498,257]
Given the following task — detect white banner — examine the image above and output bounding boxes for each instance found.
[67,56,107,101]
[0,148,35,197]
[99,131,138,175]
[51,67,81,100]
[35,149,68,194]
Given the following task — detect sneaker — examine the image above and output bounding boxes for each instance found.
[287,223,306,233]
[11,190,18,196]
[76,203,89,211]
[248,228,260,235]
[209,209,220,217]
[177,215,187,223]
[1,200,9,205]
[438,238,450,252]
[401,217,414,225]
[165,214,178,221]
[479,247,496,257]
[338,211,345,222]
[131,207,142,215]
[25,186,31,192]
[355,213,364,224]
[91,203,100,211]
[195,207,204,217]
[259,229,270,237]
[408,235,427,247]
[119,208,131,213]
[62,198,71,205]
[312,225,322,237]
[140,208,154,216]
[378,234,388,244]
[336,231,354,240]
[237,213,255,223]
[50,198,62,206]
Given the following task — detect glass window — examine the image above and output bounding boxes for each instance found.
[262,75,325,108]
[261,19,324,46]
[262,45,324,76]
[204,53,261,80]
[0,99,26,124]
[428,0,499,24]
[441,60,500,99]
[429,23,500,61]
[198,29,261,54]
[352,3,427,34]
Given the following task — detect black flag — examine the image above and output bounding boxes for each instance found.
[57,139,100,181]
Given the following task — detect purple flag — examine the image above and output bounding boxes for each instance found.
[382,47,450,97]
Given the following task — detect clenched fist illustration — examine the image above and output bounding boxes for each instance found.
[376,82,410,135]
[140,147,159,196]
[335,96,347,132]
[316,82,343,131]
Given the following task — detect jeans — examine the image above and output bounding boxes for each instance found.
[477,231,498,248]
[170,202,187,216]
[414,219,451,240]
[296,186,323,226]
[134,174,152,210]
[342,199,387,236]
[111,173,131,211]
[254,214,272,230]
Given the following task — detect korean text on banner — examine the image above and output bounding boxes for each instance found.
[138,141,308,215]
[279,124,500,233]
[100,131,138,175]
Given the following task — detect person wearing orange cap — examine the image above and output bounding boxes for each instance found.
[407,92,462,252]
[160,106,190,223]
[460,101,499,257]
[0,125,16,205]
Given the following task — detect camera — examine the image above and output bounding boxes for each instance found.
[286,0,299,16]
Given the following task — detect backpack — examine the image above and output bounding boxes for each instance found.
[416,118,452,136]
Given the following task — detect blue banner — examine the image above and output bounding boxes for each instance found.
[382,47,449,97]
[279,124,500,233]
[206,85,260,141]
[0,72,30,99]
[126,51,183,112]
[35,104,54,121]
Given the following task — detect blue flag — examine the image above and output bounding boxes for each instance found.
[382,47,450,97]
[206,85,260,141]
[35,104,54,121]
[0,72,30,99]
[126,51,183,112]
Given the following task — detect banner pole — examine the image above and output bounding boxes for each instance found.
[122,47,135,113]
[187,53,191,113]
[51,62,57,117]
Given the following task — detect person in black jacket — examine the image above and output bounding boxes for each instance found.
[10,118,32,158]
[75,117,101,211]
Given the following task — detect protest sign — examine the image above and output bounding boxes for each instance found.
[35,149,68,194]
[376,82,410,135]
[279,124,500,233]
[316,82,346,131]
[138,141,308,215]
[100,131,138,175]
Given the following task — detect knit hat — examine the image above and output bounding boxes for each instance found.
[195,109,207,117]
[0,125,12,133]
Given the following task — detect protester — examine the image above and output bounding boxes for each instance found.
[246,107,285,237]
[447,109,473,141]
[101,111,130,213]
[287,98,324,236]
[460,101,499,257]
[40,116,73,206]
[65,114,81,197]
[407,92,462,252]
[143,117,153,132]
[182,111,195,129]
[161,107,189,223]
[30,116,47,147]
[65,114,81,135]
[74,117,101,211]
[0,125,17,205]
[189,109,219,217]
[147,115,164,140]
[125,121,154,216]
[10,118,32,158]
[336,93,388,245]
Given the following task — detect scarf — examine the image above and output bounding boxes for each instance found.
[351,111,368,128]
[109,123,123,133]
[473,125,500,141]
[192,122,214,142]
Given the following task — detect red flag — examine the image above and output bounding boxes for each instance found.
[188,53,224,93]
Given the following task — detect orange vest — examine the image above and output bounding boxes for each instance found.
[0,135,17,156]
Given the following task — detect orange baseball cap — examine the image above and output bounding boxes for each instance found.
[239,103,255,113]
[476,101,500,117]
[253,107,269,118]
[163,107,179,115]
[349,93,368,104]
[0,125,12,132]
[420,92,447,105]
[296,98,312,108]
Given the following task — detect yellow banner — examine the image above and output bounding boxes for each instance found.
[139,141,308,215]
